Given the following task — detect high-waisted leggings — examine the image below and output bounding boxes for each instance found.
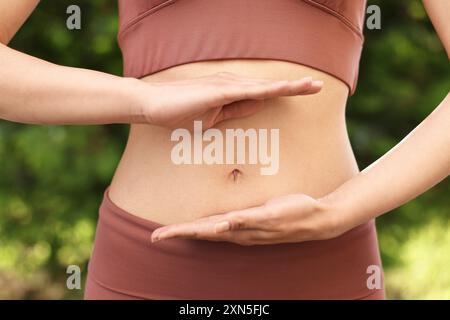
[84,187,385,300]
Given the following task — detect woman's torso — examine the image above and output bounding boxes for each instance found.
[84,1,385,300]
[108,59,359,224]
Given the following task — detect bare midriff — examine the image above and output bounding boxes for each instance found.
[108,59,359,225]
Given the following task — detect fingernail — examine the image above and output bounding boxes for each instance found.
[215,221,230,233]
[151,233,159,242]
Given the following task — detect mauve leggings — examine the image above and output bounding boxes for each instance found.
[84,188,385,300]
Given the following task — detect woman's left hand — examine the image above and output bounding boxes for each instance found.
[151,194,349,245]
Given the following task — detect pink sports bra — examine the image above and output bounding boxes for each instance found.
[118,0,367,95]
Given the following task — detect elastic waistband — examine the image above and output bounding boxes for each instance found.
[87,187,384,299]
[102,187,165,230]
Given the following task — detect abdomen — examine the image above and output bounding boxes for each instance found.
[108,59,359,224]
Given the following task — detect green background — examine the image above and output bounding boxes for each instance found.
[0,0,449,299]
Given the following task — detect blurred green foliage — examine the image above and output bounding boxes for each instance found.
[0,0,449,299]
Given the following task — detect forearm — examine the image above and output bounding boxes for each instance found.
[320,93,450,228]
[0,43,146,125]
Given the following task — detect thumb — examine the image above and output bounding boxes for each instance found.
[217,99,266,123]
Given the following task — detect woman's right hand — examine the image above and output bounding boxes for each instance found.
[135,72,323,130]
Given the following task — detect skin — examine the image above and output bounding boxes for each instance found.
[0,1,448,248]
[107,59,351,225]
[0,1,322,127]
[152,94,450,245]
[151,0,450,245]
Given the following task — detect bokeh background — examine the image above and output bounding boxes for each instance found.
[0,0,449,299]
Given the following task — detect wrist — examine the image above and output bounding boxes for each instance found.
[316,192,355,238]
[121,77,154,124]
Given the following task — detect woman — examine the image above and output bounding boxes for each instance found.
[0,0,448,300]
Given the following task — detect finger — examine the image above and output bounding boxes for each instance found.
[151,216,223,242]
[306,80,324,93]
[151,206,273,242]
[213,72,282,85]
[270,78,323,97]
[226,73,319,89]
[255,77,315,99]
[155,226,281,245]
[216,80,323,123]
[216,205,275,232]
[153,225,228,242]
[221,77,320,103]
[151,203,275,242]
[219,229,282,245]
[151,223,203,241]
[216,78,303,103]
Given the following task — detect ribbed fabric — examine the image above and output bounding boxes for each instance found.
[84,187,385,299]
[117,0,367,95]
